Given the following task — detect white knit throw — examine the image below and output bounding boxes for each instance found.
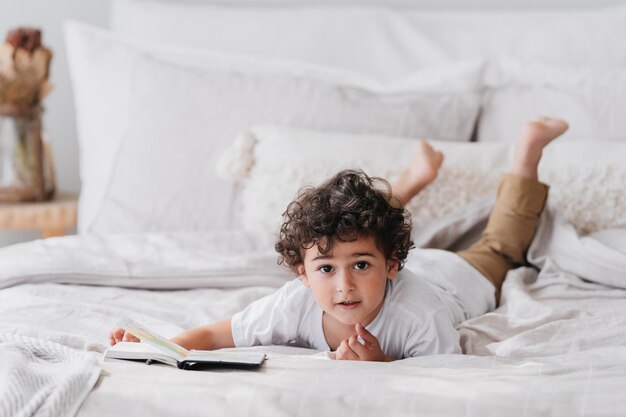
[0,333,100,417]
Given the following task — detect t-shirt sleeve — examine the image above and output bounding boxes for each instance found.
[231,279,308,347]
[405,309,461,358]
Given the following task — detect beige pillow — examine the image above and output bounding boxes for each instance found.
[219,126,626,240]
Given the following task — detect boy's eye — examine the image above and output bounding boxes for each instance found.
[318,265,333,273]
[354,261,369,270]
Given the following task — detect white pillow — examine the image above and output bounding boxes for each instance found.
[478,58,626,143]
[219,126,626,241]
[65,20,484,235]
[111,0,626,82]
[84,46,483,235]
[65,21,267,233]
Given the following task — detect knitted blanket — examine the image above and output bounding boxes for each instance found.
[0,334,100,417]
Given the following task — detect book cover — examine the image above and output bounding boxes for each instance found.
[104,319,266,370]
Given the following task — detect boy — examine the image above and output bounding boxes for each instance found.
[110,117,568,361]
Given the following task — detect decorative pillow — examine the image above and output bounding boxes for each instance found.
[219,126,626,241]
[65,21,483,235]
[478,58,626,143]
[111,0,626,82]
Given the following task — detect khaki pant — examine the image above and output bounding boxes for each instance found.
[457,173,548,305]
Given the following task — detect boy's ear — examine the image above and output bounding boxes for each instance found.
[387,259,399,280]
[297,265,311,287]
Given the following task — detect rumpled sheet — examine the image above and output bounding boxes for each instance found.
[0,204,625,416]
[458,207,626,357]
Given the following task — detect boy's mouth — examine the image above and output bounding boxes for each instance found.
[337,300,361,309]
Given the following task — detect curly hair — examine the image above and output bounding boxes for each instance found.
[275,169,414,273]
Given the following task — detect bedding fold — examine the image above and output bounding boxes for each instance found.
[528,207,626,288]
[0,230,292,290]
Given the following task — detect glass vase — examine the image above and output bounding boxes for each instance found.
[0,105,53,202]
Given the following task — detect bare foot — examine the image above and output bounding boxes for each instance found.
[392,140,444,206]
[513,117,568,179]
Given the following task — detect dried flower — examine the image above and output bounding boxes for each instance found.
[0,27,52,110]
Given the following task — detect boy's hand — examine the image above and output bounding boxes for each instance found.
[108,327,140,346]
[334,323,393,362]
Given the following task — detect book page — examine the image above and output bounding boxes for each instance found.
[104,342,179,367]
[118,318,189,362]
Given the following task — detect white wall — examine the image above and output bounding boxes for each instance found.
[126,0,626,6]
[0,0,112,246]
[0,0,623,247]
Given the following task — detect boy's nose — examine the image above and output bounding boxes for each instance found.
[336,270,355,292]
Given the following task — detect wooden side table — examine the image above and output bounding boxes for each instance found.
[0,191,78,238]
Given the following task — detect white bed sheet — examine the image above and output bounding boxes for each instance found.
[1,208,625,416]
[2,281,625,417]
[84,347,626,417]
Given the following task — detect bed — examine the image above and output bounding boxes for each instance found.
[1,1,626,416]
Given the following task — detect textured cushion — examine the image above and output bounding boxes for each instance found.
[79,29,483,234]
[478,59,626,143]
[218,126,626,241]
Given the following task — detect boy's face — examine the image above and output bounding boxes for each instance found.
[298,235,398,328]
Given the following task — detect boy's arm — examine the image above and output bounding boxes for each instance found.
[170,319,235,351]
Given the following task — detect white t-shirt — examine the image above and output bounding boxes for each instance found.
[231,248,496,359]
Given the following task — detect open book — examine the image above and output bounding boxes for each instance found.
[103,318,266,370]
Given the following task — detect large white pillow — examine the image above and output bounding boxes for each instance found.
[219,126,626,242]
[77,32,483,235]
[478,59,626,143]
[111,0,626,82]
[65,21,277,233]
